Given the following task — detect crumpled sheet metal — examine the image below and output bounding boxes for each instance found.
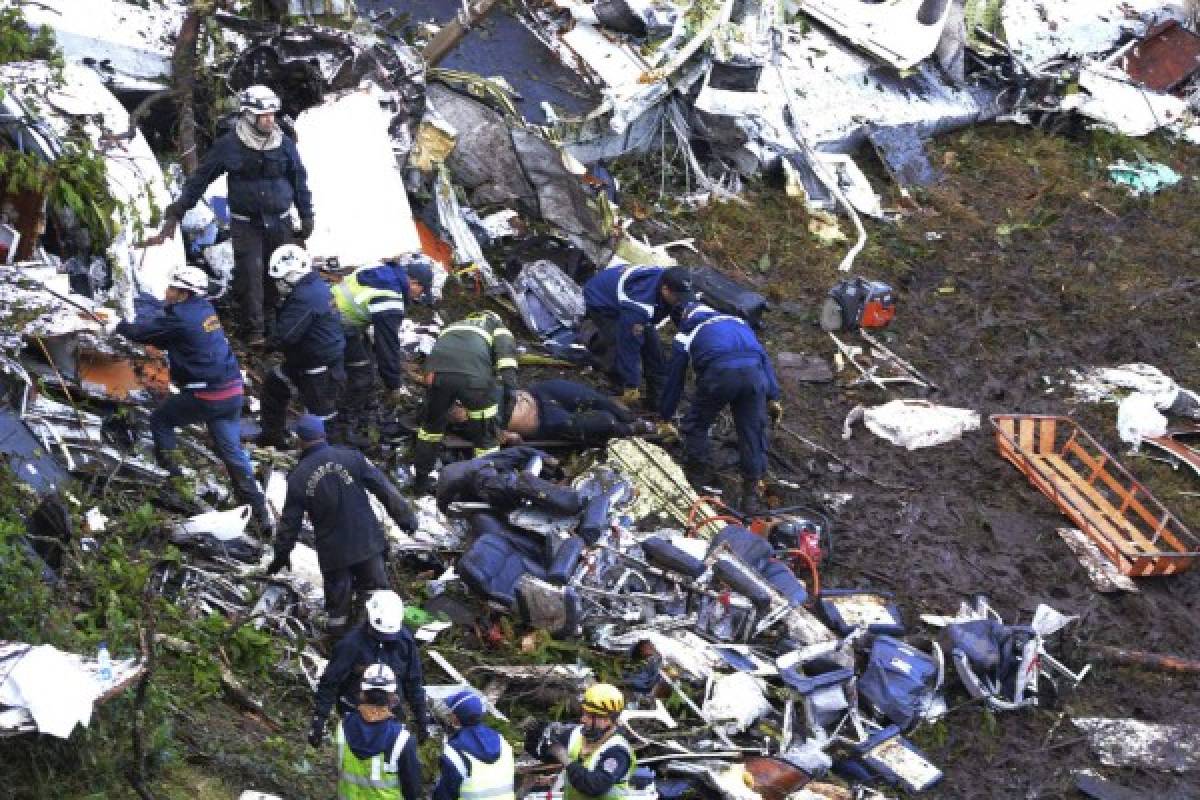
[1072,717,1200,772]
[603,438,725,537]
[798,0,954,71]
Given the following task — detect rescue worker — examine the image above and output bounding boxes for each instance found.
[452,379,653,445]
[114,265,271,533]
[333,255,436,421]
[659,302,783,514]
[581,264,693,408]
[258,245,346,446]
[432,689,515,800]
[541,684,635,800]
[143,85,313,345]
[333,663,421,800]
[412,310,517,494]
[311,590,433,748]
[267,416,417,635]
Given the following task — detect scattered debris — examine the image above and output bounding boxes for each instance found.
[846,400,980,450]
[1072,718,1200,772]
[1056,528,1140,593]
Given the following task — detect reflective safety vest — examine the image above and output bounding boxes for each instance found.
[336,721,411,800]
[673,306,741,353]
[334,268,407,329]
[562,726,636,800]
[443,738,516,800]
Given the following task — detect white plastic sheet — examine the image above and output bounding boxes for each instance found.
[860,400,980,450]
[1117,393,1168,450]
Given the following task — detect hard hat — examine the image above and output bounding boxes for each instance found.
[581,683,625,716]
[362,663,398,694]
[167,265,210,296]
[239,85,281,115]
[467,310,502,325]
[268,244,312,284]
[400,254,434,294]
[365,590,405,640]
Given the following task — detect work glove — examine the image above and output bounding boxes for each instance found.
[657,421,680,443]
[265,549,291,576]
[298,216,315,242]
[620,387,641,405]
[308,716,326,748]
[548,742,571,766]
[395,504,418,534]
[768,400,784,426]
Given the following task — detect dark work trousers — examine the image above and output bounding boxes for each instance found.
[260,360,346,443]
[413,373,501,481]
[149,391,265,512]
[230,216,294,338]
[322,553,389,637]
[681,365,769,481]
[533,379,635,442]
[341,327,375,419]
[583,309,665,406]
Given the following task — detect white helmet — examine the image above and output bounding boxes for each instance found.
[268,244,312,284]
[362,663,398,694]
[239,84,281,115]
[167,265,210,296]
[365,590,405,640]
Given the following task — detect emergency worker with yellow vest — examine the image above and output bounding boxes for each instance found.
[333,663,421,800]
[432,689,515,800]
[543,684,636,800]
[334,255,436,427]
[412,310,517,494]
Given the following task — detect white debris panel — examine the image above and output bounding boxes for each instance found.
[857,400,981,450]
[295,89,422,267]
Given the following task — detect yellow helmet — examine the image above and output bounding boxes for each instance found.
[581,683,625,715]
[467,310,502,325]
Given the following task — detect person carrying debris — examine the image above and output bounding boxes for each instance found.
[538,683,636,800]
[659,302,782,514]
[456,378,652,445]
[432,689,515,800]
[333,663,422,800]
[412,310,517,494]
[143,85,313,346]
[334,255,436,423]
[257,245,346,446]
[114,265,272,534]
[582,264,693,409]
[312,590,433,750]
[267,416,417,635]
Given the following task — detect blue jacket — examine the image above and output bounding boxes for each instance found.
[660,305,780,419]
[341,711,421,800]
[276,442,416,571]
[270,272,345,368]
[316,623,430,727]
[338,263,412,389]
[117,296,242,391]
[173,131,313,224]
[583,265,673,389]
[432,724,507,800]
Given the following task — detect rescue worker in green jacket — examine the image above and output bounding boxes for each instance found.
[543,684,636,800]
[334,663,421,800]
[432,689,515,800]
[412,310,517,494]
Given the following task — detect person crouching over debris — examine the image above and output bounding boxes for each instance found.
[540,683,635,800]
[257,245,346,446]
[312,590,433,751]
[412,310,518,494]
[142,85,313,346]
[432,689,515,800]
[334,255,436,427]
[267,415,417,635]
[452,378,653,445]
[115,265,272,534]
[333,663,421,800]
[659,302,783,514]
[582,264,693,410]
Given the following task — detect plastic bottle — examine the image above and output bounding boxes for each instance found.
[97,641,113,683]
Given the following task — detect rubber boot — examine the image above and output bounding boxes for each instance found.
[740,477,767,516]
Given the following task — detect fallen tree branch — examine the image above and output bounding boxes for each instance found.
[154,634,284,732]
[1090,644,1200,674]
[777,423,913,492]
[172,8,207,174]
[127,609,158,800]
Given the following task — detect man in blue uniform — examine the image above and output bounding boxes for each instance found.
[311,590,433,749]
[333,255,435,417]
[267,416,417,634]
[258,244,346,446]
[432,689,515,800]
[659,302,783,513]
[332,663,422,800]
[143,85,313,344]
[115,265,271,533]
[582,264,693,408]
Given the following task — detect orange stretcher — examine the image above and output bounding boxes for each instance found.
[991,414,1200,577]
